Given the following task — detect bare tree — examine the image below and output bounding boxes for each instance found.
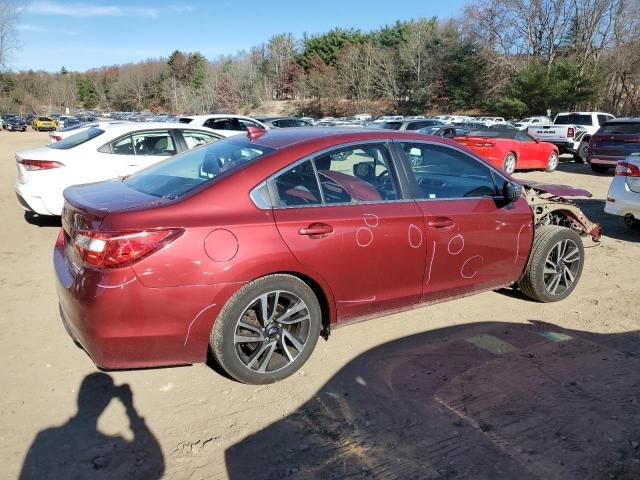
[0,0,19,71]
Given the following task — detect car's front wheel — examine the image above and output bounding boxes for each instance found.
[519,225,584,302]
[210,274,322,384]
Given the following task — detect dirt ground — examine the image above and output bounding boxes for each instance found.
[1,130,639,480]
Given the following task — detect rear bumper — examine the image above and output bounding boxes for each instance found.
[589,156,623,167]
[605,178,640,218]
[547,141,577,153]
[54,237,237,369]
[15,182,61,216]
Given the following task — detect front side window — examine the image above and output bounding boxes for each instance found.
[124,138,274,199]
[48,127,105,150]
[400,142,499,199]
[238,119,265,130]
[515,131,535,142]
[130,130,176,156]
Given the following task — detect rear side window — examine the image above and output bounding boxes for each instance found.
[47,127,105,150]
[272,160,323,207]
[124,138,274,199]
[381,122,403,130]
[598,122,640,135]
[554,114,593,126]
[178,117,193,124]
[181,130,221,149]
[131,130,176,156]
[400,143,499,199]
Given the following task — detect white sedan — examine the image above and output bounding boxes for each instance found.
[178,114,268,137]
[16,123,222,216]
[605,153,640,228]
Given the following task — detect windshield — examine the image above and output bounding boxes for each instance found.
[555,114,593,126]
[47,127,105,149]
[124,138,275,199]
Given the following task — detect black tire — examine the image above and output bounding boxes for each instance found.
[573,141,588,163]
[503,152,517,174]
[519,225,584,303]
[210,274,322,384]
[545,151,559,172]
[590,163,609,173]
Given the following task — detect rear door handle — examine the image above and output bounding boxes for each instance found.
[427,218,455,229]
[298,223,334,236]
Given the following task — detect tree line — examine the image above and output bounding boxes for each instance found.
[1,0,639,118]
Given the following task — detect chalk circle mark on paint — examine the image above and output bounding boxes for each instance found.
[363,213,379,228]
[356,227,374,247]
[461,255,483,279]
[408,224,423,249]
[448,234,464,255]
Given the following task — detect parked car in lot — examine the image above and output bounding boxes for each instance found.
[454,128,560,174]
[528,112,615,162]
[178,114,268,137]
[514,116,552,130]
[33,116,58,132]
[479,117,506,127]
[15,123,223,216]
[253,116,314,128]
[605,153,640,228]
[54,128,600,384]
[588,118,640,173]
[3,115,27,132]
[370,119,444,131]
[417,125,466,138]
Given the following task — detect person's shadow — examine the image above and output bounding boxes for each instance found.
[19,372,164,479]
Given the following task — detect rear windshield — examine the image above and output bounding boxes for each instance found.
[597,122,640,135]
[47,127,105,150]
[124,138,275,199]
[555,114,593,126]
[38,117,53,122]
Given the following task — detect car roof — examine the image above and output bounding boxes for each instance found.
[602,117,640,123]
[91,122,218,134]
[247,127,460,151]
[180,114,254,120]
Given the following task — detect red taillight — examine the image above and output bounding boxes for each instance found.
[51,135,62,142]
[615,161,640,177]
[567,127,575,138]
[474,142,495,147]
[73,229,183,268]
[19,159,65,171]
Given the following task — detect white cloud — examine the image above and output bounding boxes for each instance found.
[25,1,159,18]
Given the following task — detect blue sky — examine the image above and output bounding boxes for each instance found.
[15,0,469,72]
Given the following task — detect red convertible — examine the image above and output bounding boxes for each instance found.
[455,129,560,174]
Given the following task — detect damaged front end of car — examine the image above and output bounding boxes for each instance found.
[520,180,602,241]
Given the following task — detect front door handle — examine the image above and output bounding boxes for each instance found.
[427,218,455,229]
[298,223,334,236]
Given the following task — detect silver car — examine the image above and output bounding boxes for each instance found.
[605,152,640,227]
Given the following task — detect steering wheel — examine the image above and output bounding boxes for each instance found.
[376,170,395,199]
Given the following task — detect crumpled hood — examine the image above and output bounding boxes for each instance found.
[519,180,592,198]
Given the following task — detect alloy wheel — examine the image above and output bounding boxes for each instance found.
[504,153,516,174]
[543,238,581,296]
[234,290,311,374]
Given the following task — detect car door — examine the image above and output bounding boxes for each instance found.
[271,142,427,321]
[395,141,533,302]
[96,129,178,178]
[514,130,542,168]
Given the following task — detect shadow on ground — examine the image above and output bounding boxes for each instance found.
[572,198,640,242]
[19,373,164,479]
[24,211,61,228]
[556,159,614,178]
[226,321,640,480]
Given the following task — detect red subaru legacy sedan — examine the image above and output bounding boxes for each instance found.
[54,128,600,384]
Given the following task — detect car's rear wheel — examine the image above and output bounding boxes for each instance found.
[503,152,517,174]
[545,151,559,172]
[590,163,609,173]
[519,225,584,302]
[210,274,322,384]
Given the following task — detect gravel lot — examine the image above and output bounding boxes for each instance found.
[2,130,639,479]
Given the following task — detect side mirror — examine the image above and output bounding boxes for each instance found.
[503,181,522,203]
